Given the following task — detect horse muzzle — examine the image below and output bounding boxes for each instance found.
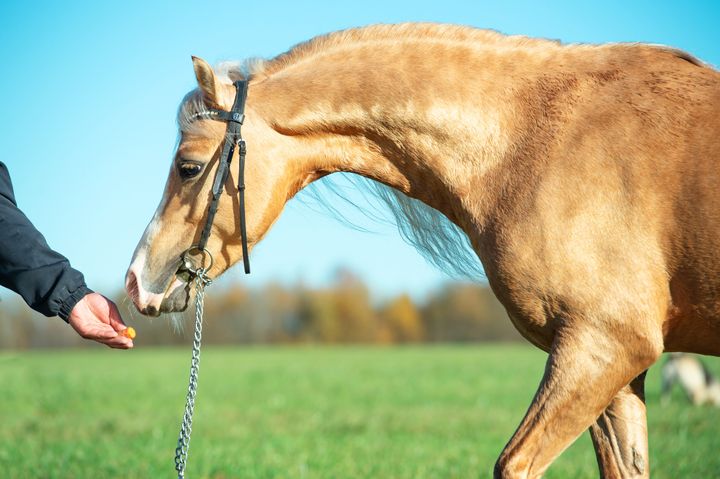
[125,260,192,316]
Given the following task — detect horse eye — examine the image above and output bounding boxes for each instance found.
[178,162,203,180]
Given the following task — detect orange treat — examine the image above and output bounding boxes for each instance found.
[121,327,136,339]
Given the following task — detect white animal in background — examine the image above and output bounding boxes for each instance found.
[661,353,720,406]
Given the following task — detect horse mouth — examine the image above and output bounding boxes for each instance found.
[126,271,192,316]
[158,275,192,314]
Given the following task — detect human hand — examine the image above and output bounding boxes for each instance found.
[68,292,134,349]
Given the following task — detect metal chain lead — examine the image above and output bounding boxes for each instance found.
[174,269,212,479]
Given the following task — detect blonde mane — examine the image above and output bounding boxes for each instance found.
[221,23,706,82]
[250,23,563,80]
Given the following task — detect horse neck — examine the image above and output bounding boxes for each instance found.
[250,37,558,232]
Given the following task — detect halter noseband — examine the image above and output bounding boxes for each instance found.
[183,80,251,276]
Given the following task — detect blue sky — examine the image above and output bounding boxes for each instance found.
[0,1,718,301]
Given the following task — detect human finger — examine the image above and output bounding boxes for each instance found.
[104,299,127,332]
[100,335,134,349]
[77,320,118,341]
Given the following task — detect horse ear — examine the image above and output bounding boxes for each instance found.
[191,56,221,106]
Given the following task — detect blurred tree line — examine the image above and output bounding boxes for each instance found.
[0,270,522,349]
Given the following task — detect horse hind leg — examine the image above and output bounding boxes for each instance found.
[589,372,649,479]
[494,320,662,479]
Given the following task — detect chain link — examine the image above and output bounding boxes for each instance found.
[174,269,212,479]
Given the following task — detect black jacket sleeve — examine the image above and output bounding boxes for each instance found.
[0,162,92,321]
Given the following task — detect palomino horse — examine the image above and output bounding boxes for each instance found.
[126,23,720,478]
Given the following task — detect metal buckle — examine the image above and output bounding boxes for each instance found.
[180,246,214,276]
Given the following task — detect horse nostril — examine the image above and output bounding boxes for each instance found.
[125,270,139,297]
[145,305,160,317]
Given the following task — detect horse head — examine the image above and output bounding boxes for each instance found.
[125,57,303,315]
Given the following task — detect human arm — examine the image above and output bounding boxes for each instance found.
[0,162,132,348]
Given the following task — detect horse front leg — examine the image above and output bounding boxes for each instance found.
[494,321,662,479]
[589,372,650,478]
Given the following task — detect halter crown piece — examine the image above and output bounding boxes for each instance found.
[187,80,251,275]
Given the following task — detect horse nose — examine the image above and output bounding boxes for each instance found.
[125,265,163,316]
[125,268,140,304]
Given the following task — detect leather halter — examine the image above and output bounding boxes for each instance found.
[183,80,251,275]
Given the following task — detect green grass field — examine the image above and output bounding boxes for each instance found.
[1,346,718,478]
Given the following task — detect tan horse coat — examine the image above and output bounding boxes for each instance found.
[126,24,720,478]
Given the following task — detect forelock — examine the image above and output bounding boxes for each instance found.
[177,89,212,135]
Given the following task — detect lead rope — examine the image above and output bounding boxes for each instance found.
[174,269,212,479]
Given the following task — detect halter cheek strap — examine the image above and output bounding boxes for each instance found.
[174,79,251,479]
[193,80,251,275]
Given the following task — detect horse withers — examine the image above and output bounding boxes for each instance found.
[126,23,720,478]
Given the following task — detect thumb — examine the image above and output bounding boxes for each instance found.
[105,299,127,332]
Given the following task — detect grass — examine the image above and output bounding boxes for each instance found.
[0,345,719,478]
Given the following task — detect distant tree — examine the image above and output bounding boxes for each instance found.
[422,284,521,342]
[332,268,379,342]
[298,290,342,342]
[380,294,424,343]
[0,274,524,349]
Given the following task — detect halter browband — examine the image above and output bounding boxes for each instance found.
[192,80,251,275]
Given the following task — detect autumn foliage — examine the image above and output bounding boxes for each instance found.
[0,270,522,349]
